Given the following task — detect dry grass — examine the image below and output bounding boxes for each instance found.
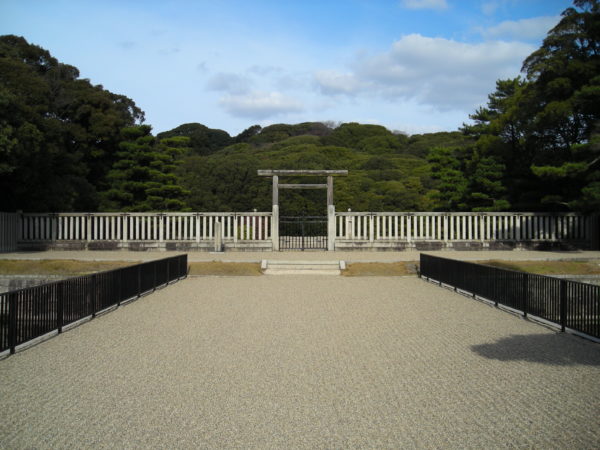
[188,261,262,276]
[478,259,600,275]
[0,259,137,275]
[342,262,418,277]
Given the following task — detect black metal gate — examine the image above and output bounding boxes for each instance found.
[279,216,327,250]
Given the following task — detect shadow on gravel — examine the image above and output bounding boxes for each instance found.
[471,333,600,366]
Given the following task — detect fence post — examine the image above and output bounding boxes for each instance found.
[214,221,223,252]
[91,274,97,318]
[522,273,528,318]
[137,265,142,297]
[166,257,170,284]
[560,279,567,332]
[153,262,157,291]
[57,282,64,333]
[118,269,123,306]
[9,292,17,354]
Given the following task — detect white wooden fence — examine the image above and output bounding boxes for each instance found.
[336,212,592,243]
[18,212,271,243]
[0,213,18,252]
[5,211,598,251]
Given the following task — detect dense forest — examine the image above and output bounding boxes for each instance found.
[1,0,598,215]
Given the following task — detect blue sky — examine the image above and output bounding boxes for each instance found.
[2,0,571,136]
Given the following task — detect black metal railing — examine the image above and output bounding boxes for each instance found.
[420,254,599,339]
[0,254,187,355]
[279,216,327,250]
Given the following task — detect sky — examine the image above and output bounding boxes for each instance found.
[2,0,571,136]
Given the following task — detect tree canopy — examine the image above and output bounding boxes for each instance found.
[0,35,144,211]
[462,0,600,212]
[2,1,599,214]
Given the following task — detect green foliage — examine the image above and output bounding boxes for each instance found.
[177,122,441,214]
[0,35,144,211]
[427,147,469,210]
[406,132,475,158]
[323,122,394,149]
[156,123,232,156]
[101,125,189,211]
[460,0,600,212]
[5,2,598,215]
[247,122,333,146]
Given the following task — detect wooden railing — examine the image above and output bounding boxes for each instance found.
[8,211,598,251]
[335,212,592,243]
[18,212,271,243]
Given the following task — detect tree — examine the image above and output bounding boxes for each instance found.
[523,0,600,211]
[462,1,600,211]
[156,123,232,156]
[0,35,144,211]
[101,125,188,211]
[426,147,469,210]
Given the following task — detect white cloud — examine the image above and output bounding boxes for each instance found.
[483,16,560,40]
[481,1,500,16]
[207,72,252,94]
[314,70,365,95]
[314,33,534,111]
[247,65,283,76]
[220,91,304,119]
[400,0,448,10]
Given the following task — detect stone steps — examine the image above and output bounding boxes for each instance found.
[262,260,345,275]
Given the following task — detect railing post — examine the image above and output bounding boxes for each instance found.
[166,257,170,284]
[195,213,201,245]
[9,291,17,354]
[159,213,164,243]
[137,265,142,297]
[560,279,567,332]
[91,274,98,318]
[153,262,157,291]
[443,214,448,243]
[214,220,223,252]
[86,214,92,243]
[122,214,128,246]
[57,282,64,333]
[522,273,528,318]
[118,269,123,305]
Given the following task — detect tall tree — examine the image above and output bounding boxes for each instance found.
[0,35,144,211]
[156,123,232,156]
[101,126,188,211]
[462,0,600,211]
[524,0,600,211]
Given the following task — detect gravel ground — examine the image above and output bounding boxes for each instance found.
[1,276,599,448]
[1,249,600,262]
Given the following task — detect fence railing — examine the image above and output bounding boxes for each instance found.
[336,212,592,243]
[0,213,18,252]
[0,254,188,355]
[420,253,600,340]
[17,212,271,243]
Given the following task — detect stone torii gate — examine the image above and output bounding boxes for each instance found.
[257,170,348,251]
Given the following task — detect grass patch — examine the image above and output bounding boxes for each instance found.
[0,259,137,276]
[342,262,418,277]
[478,260,600,275]
[188,261,262,276]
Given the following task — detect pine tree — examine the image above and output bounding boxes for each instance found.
[101,125,188,211]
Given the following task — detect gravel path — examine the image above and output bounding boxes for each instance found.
[1,276,599,448]
[2,249,600,262]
